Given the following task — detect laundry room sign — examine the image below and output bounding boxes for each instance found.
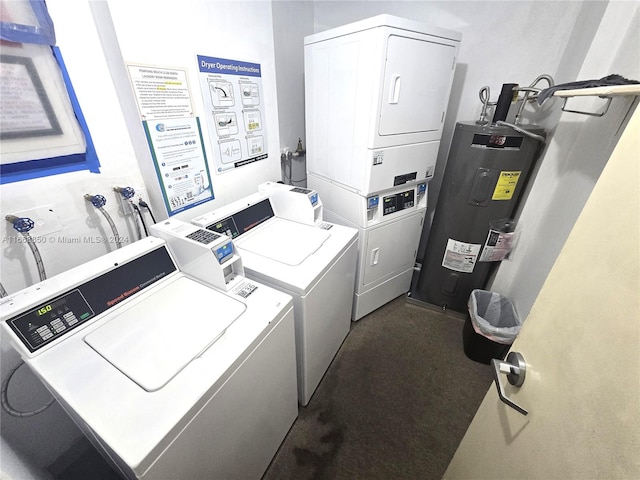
[197,55,268,174]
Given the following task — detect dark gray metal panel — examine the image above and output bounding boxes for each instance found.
[412,121,545,313]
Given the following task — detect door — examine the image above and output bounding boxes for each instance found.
[362,210,424,287]
[444,108,639,479]
[379,35,455,136]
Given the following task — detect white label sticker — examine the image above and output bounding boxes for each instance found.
[426,165,435,178]
[373,151,384,165]
[441,239,481,273]
[233,281,257,298]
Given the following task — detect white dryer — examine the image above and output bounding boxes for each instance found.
[191,192,358,406]
[0,236,297,480]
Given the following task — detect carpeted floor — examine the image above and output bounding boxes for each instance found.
[54,294,493,480]
[261,295,494,480]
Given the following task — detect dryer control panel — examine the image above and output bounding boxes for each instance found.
[364,182,427,225]
[383,189,415,216]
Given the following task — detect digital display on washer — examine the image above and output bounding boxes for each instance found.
[214,242,234,263]
[207,216,239,239]
[383,190,415,216]
[8,290,94,352]
[206,199,274,238]
[5,245,177,353]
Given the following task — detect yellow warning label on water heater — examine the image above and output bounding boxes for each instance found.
[492,171,521,200]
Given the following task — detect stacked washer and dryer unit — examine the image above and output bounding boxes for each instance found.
[304,15,461,320]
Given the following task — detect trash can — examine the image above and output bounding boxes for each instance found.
[463,289,521,364]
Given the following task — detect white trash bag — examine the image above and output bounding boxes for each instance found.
[467,289,522,344]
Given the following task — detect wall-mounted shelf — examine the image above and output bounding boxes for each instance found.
[553,84,640,116]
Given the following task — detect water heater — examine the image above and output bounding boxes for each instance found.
[413,121,545,313]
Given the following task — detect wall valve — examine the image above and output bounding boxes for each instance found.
[5,215,34,233]
[114,186,135,199]
[84,194,107,209]
[5,215,47,281]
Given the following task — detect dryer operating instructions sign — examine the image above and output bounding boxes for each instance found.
[197,55,268,174]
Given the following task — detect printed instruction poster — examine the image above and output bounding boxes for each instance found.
[197,55,268,174]
[127,64,214,215]
[127,65,193,120]
[143,118,214,215]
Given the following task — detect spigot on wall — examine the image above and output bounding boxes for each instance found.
[84,194,107,208]
[5,215,34,233]
[114,186,135,199]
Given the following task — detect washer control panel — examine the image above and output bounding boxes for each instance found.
[4,246,177,353]
[8,289,94,352]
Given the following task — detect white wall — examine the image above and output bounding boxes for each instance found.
[490,1,640,318]
[102,0,283,223]
[272,1,314,186]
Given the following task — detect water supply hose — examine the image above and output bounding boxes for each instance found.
[1,361,55,417]
[496,121,546,143]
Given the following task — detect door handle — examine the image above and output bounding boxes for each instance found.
[370,248,380,266]
[491,351,528,415]
[389,75,401,104]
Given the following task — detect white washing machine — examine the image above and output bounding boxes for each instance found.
[0,236,297,480]
[191,192,358,406]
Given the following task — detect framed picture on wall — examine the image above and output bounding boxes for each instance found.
[0,54,62,140]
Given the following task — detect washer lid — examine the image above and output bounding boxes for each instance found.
[84,277,246,392]
[238,218,330,266]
